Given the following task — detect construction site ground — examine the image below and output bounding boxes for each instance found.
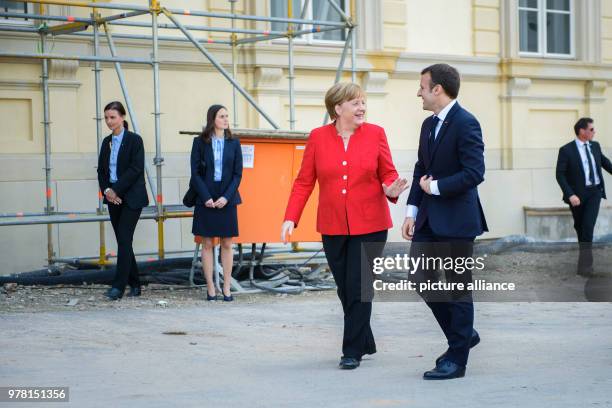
[1,284,611,408]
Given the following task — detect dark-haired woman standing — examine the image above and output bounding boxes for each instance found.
[97,101,149,301]
[191,105,243,301]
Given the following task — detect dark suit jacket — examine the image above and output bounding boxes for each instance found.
[556,140,612,204]
[407,102,488,238]
[190,136,243,206]
[97,130,149,209]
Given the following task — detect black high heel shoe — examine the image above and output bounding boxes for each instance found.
[222,291,234,302]
[206,292,217,301]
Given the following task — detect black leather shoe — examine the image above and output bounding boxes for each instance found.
[127,286,141,297]
[105,287,123,301]
[423,360,466,380]
[206,293,217,301]
[339,356,360,370]
[223,294,234,302]
[436,329,480,366]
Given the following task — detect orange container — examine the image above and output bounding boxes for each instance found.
[235,135,320,244]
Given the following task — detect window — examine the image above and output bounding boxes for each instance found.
[271,0,347,43]
[518,0,573,57]
[0,1,29,23]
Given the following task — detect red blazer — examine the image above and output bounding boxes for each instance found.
[284,122,399,236]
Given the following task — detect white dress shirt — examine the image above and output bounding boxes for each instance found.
[406,99,457,218]
[575,138,601,186]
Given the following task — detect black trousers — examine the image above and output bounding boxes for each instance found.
[411,220,475,367]
[570,186,602,243]
[322,230,387,359]
[108,203,142,292]
[570,187,602,274]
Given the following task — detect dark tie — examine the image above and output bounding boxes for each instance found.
[585,143,596,185]
[428,116,440,153]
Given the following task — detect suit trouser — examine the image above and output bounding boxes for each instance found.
[570,187,602,273]
[322,230,387,359]
[108,202,142,291]
[411,220,475,367]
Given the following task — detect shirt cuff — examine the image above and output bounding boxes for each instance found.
[406,205,418,219]
[430,180,440,196]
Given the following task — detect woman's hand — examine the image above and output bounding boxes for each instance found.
[214,197,228,208]
[104,188,122,205]
[382,177,408,198]
[281,220,295,244]
[205,199,215,208]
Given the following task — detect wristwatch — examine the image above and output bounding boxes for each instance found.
[104,188,110,195]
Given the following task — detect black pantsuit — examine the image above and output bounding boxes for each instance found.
[322,230,387,360]
[97,130,149,294]
[411,221,474,367]
[108,202,142,290]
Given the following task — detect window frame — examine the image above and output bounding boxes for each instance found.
[518,0,575,59]
[0,1,33,26]
[270,0,349,46]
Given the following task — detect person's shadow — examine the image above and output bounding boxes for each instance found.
[578,243,612,301]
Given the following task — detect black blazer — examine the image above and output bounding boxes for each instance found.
[97,130,149,209]
[407,102,488,238]
[190,136,243,206]
[556,140,612,204]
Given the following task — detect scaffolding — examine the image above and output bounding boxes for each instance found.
[0,0,357,270]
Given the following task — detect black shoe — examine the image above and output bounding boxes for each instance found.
[339,356,360,370]
[423,360,466,380]
[435,329,480,366]
[127,286,141,297]
[105,287,123,301]
[206,293,217,301]
[223,294,234,302]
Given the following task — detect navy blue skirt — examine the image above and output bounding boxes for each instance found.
[192,182,239,238]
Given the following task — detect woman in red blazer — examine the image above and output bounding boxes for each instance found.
[281,83,407,369]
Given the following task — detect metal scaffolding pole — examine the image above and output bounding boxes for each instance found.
[297,0,311,31]
[98,10,148,24]
[0,51,152,64]
[13,0,347,27]
[325,0,352,24]
[102,22,158,201]
[0,11,91,23]
[13,0,151,13]
[230,0,238,128]
[40,13,54,266]
[235,25,340,45]
[0,10,332,41]
[288,0,296,131]
[93,9,107,267]
[162,8,280,129]
[72,30,232,45]
[323,29,352,125]
[349,0,357,83]
[151,0,165,260]
[108,19,288,37]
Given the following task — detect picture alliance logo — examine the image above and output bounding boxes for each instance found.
[372,254,487,275]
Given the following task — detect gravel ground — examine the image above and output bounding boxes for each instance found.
[0,283,324,313]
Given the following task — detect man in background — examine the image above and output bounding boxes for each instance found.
[556,117,612,275]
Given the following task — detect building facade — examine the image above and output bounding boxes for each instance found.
[1,0,611,274]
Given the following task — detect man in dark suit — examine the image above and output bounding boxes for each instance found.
[97,106,149,301]
[402,64,488,380]
[556,118,612,275]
